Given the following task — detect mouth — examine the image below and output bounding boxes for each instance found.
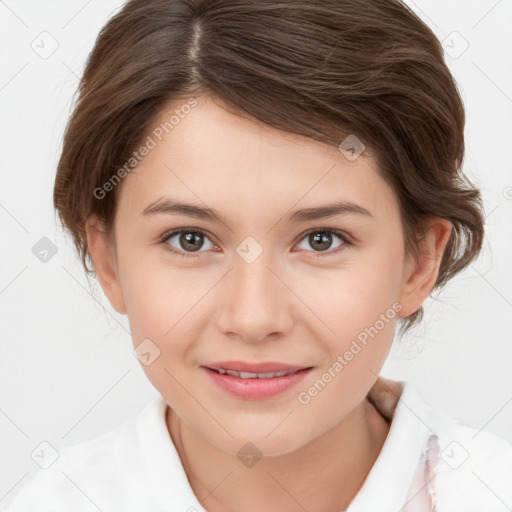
[201,361,313,400]
[212,368,302,379]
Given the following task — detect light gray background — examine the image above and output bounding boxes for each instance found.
[1,0,511,506]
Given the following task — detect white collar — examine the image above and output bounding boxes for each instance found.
[347,379,434,511]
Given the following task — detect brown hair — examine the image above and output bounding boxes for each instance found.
[53,0,485,336]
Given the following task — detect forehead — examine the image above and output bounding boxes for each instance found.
[116,95,398,223]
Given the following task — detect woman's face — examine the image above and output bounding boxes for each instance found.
[88,94,446,456]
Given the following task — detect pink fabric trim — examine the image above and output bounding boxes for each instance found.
[366,377,440,512]
[401,434,440,511]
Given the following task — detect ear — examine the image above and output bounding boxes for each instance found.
[85,214,127,315]
[398,217,453,318]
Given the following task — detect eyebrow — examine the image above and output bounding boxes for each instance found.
[141,197,373,224]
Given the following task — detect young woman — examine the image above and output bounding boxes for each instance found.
[4,0,511,511]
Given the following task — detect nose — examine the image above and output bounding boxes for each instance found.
[216,251,294,344]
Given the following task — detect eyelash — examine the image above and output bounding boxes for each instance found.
[157,227,354,259]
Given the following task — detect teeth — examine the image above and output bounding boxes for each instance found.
[216,369,296,379]
[239,371,259,379]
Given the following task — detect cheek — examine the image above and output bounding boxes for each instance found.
[299,246,405,391]
[116,243,185,342]
[294,255,403,427]
[299,247,403,340]
[119,264,209,399]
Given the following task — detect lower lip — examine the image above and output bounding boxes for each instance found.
[201,367,312,400]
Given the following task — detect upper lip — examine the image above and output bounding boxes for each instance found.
[203,361,311,374]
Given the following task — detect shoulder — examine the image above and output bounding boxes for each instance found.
[420,390,512,511]
[2,397,168,512]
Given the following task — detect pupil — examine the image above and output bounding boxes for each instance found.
[181,232,203,251]
[311,232,331,251]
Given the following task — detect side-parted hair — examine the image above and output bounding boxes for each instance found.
[53,0,485,336]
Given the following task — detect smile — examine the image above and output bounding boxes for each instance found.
[215,368,300,379]
[201,364,313,400]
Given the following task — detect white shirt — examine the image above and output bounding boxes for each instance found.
[2,378,511,512]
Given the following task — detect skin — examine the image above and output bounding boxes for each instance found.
[85,94,452,512]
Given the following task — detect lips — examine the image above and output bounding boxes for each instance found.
[201,363,313,400]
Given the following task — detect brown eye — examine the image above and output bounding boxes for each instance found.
[177,232,204,252]
[295,229,350,256]
[162,229,216,256]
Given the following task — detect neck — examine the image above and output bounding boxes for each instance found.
[167,397,390,512]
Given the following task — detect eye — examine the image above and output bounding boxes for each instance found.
[294,228,352,257]
[158,227,353,259]
[159,228,218,258]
